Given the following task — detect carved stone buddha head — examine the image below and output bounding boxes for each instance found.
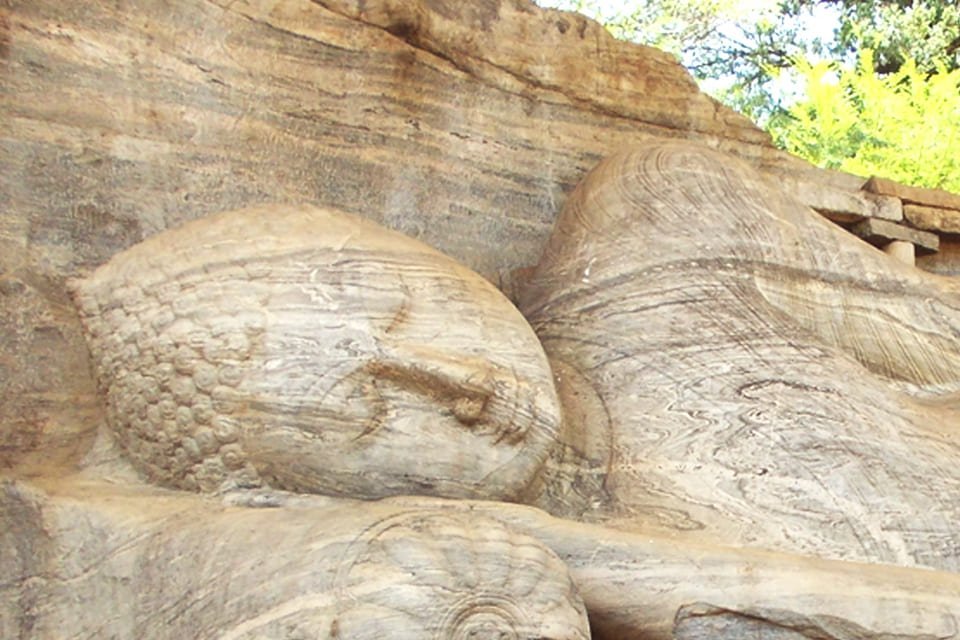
[72,204,562,501]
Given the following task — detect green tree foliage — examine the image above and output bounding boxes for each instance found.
[537,1,959,115]
[769,50,960,191]
[535,0,960,189]
[536,0,812,120]
[797,0,960,74]
[721,1,960,121]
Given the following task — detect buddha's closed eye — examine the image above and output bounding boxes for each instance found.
[367,341,527,444]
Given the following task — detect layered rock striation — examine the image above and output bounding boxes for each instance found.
[2,1,960,639]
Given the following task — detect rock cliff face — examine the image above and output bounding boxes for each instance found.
[2,1,959,639]
[0,0,774,467]
[3,0,959,465]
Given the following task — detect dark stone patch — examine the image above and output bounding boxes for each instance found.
[0,12,10,61]
[423,0,501,32]
[28,202,142,269]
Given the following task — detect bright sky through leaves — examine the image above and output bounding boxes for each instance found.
[534,0,839,104]
[533,0,960,191]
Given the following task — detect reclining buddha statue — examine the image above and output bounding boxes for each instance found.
[3,141,958,639]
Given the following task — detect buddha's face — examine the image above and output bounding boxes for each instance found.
[234,243,562,501]
[74,205,562,501]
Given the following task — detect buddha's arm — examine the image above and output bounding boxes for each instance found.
[391,495,960,640]
[0,478,589,640]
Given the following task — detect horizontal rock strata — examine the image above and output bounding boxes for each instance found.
[850,217,939,254]
[905,204,960,234]
[3,0,960,466]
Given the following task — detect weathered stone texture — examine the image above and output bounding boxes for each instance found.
[904,203,960,234]
[850,217,940,254]
[672,603,942,640]
[71,204,562,499]
[1,0,769,284]
[865,175,960,212]
[2,2,960,639]
[771,173,904,223]
[311,0,764,141]
[0,0,786,467]
[918,235,960,276]
[4,0,957,467]
[519,143,960,571]
[1,480,591,639]
[5,479,960,640]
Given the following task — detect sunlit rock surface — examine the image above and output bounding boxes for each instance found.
[521,142,960,571]
[2,1,959,639]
